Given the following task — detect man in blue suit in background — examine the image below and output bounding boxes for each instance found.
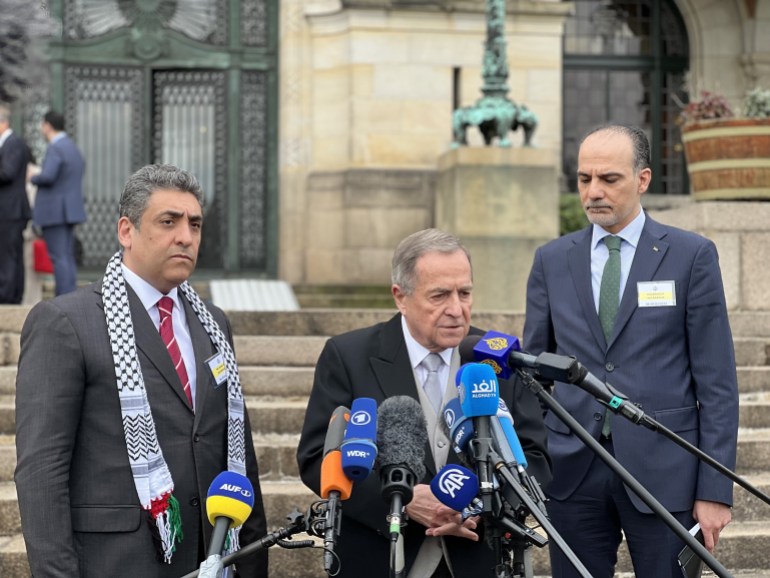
[524,124,739,577]
[31,110,87,295]
[0,104,31,304]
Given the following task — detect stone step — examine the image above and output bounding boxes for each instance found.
[1,521,770,578]
[0,396,313,437]
[3,364,770,401]
[734,337,770,366]
[0,433,303,483]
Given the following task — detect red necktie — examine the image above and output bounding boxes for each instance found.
[157,296,193,408]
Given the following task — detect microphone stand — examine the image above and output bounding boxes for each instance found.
[469,415,590,577]
[534,352,770,506]
[517,370,734,578]
[178,507,322,578]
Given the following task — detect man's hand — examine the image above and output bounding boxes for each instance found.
[404,484,479,541]
[693,499,731,552]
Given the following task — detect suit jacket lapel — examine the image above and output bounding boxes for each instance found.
[370,314,439,476]
[568,228,607,350]
[610,217,669,346]
[182,296,216,427]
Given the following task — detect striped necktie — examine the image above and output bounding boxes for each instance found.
[157,296,193,409]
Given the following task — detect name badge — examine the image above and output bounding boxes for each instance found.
[206,352,228,387]
[637,281,676,307]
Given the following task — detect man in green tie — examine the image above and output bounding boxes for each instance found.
[523,124,739,578]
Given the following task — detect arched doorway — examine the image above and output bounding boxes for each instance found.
[35,0,278,274]
[562,0,689,195]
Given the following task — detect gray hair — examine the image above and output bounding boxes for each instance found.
[391,228,472,295]
[581,124,651,173]
[119,164,205,227]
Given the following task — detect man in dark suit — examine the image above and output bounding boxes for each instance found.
[523,124,739,577]
[0,103,31,303]
[30,109,87,295]
[15,164,268,578]
[297,228,551,578]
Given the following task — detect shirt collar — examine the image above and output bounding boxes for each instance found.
[120,263,181,313]
[0,128,12,148]
[51,132,66,144]
[400,315,453,369]
[591,208,646,250]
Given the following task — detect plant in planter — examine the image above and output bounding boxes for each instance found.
[680,88,770,200]
[743,87,770,119]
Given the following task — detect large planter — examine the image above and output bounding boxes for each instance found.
[681,118,770,200]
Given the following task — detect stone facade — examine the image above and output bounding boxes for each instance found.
[279,0,770,310]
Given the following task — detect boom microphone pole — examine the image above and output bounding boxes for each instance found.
[515,369,734,578]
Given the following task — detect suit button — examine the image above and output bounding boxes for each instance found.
[190,497,200,507]
[593,413,602,421]
[605,362,615,372]
[437,440,446,449]
[194,435,200,442]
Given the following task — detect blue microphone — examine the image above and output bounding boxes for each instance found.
[430,464,479,512]
[496,399,528,469]
[442,397,475,452]
[458,362,500,418]
[340,397,378,480]
[464,331,522,380]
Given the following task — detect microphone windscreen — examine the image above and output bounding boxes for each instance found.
[429,464,479,511]
[376,396,427,481]
[458,362,500,418]
[206,471,255,528]
[323,405,350,457]
[340,397,378,480]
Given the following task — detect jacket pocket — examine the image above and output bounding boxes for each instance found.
[71,505,142,533]
[653,405,698,433]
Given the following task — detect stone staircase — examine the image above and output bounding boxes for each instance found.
[0,307,769,577]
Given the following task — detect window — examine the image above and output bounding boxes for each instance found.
[563,0,689,194]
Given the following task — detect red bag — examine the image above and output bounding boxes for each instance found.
[33,238,54,274]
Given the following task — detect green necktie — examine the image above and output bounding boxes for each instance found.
[599,235,622,342]
[599,235,621,437]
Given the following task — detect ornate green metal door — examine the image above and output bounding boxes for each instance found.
[41,0,278,274]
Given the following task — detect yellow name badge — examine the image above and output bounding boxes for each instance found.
[206,352,228,387]
[637,280,676,307]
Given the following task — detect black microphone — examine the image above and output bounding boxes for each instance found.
[461,334,650,425]
[376,396,427,540]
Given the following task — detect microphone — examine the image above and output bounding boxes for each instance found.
[205,471,255,558]
[320,405,352,574]
[459,333,538,376]
[462,333,650,425]
[496,399,528,470]
[340,397,378,480]
[377,396,427,540]
[457,362,500,418]
[442,397,475,453]
[429,464,479,512]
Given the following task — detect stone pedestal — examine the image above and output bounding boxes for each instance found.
[436,147,559,311]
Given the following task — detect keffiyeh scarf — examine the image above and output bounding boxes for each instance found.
[102,251,246,563]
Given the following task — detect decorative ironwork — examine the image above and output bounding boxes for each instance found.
[65,65,145,268]
[451,0,537,148]
[64,0,226,45]
[153,70,227,269]
[240,71,268,268]
[242,0,268,47]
